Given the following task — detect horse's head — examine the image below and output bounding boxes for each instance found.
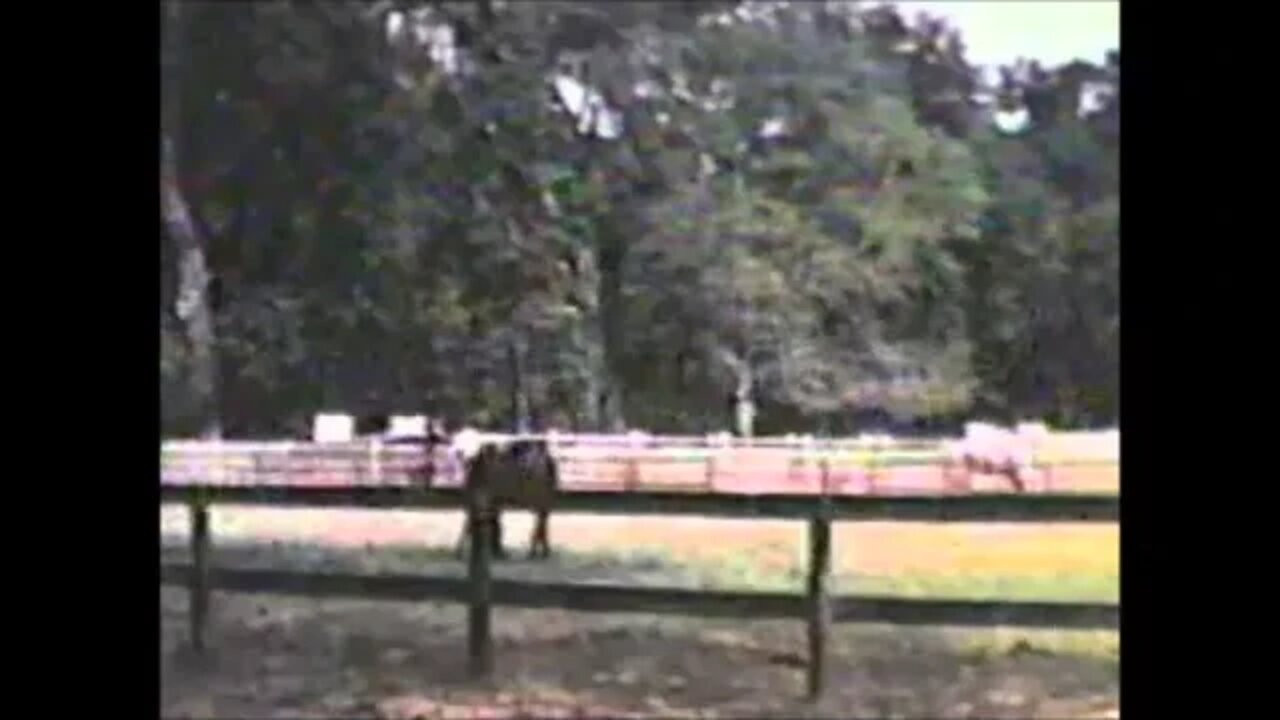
[414,419,508,486]
[407,417,454,487]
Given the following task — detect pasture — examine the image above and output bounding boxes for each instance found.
[160,498,1119,718]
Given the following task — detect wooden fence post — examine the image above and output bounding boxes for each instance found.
[467,483,495,679]
[189,495,211,653]
[806,458,833,701]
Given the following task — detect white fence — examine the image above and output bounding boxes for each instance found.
[160,429,1118,490]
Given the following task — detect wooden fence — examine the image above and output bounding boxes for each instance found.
[160,482,1118,700]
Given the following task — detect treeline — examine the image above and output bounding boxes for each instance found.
[160,2,1118,438]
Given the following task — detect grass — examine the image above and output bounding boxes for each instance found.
[160,460,1120,716]
[160,505,1118,662]
[161,504,1118,717]
[160,505,1117,578]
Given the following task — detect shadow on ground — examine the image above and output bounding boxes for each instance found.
[160,536,1117,719]
[161,532,707,587]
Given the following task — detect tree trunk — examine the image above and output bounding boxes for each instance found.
[162,150,222,440]
[597,221,628,432]
[578,320,605,431]
[509,336,531,432]
[718,347,756,437]
[162,0,221,439]
[734,369,756,438]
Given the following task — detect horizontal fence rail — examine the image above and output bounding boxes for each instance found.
[159,485,1119,522]
[160,432,1119,492]
[159,564,1118,630]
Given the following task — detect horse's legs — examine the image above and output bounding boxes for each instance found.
[491,507,507,560]
[529,506,551,560]
[956,463,970,492]
[1005,463,1027,492]
[454,514,469,558]
[948,456,974,493]
[455,506,506,559]
[454,509,470,558]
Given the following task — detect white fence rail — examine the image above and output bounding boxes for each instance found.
[161,430,1118,490]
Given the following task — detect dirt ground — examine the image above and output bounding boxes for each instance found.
[160,506,1118,718]
[161,590,1118,719]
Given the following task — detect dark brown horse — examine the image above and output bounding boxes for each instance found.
[410,427,559,560]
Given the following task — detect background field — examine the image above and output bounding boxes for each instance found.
[160,501,1119,718]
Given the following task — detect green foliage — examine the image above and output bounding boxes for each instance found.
[160,1,1118,436]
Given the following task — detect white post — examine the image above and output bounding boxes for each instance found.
[209,436,226,486]
[802,434,817,491]
[390,414,427,438]
[369,436,382,485]
[704,432,721,489]
[784,433,798,482]
[625,430,647,490]
[314,413,354,443]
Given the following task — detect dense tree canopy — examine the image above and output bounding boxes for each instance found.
[160,1,1118,437]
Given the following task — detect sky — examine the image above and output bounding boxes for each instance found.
[887,2,1118,131]
[391,2,1120,138]
[889,1,1119,73]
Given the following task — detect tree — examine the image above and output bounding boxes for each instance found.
[964,54,1120,424]
[159,1,1118,437]
[161,0,221,438]
[621,5,988,432]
